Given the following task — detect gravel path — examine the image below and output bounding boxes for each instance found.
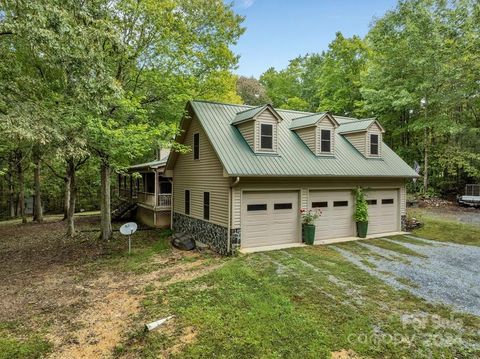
[333,236,480,317]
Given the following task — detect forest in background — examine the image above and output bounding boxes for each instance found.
[239,0,480,197]
[1,0,479,236]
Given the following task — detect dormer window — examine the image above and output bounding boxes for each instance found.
[260,124,273,150]
[370,134,379,155]
[320,129,331,153]
[232,104,282,154]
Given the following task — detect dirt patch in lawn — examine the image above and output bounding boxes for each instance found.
[0,215,223,358]
[331,349,361,359]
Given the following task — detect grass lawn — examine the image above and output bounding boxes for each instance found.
[118,243,480,358]
[408,208,480,246]
[1,211,479,358]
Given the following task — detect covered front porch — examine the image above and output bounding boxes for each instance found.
[117,157,172,228]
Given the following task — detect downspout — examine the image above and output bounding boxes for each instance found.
[228,176,240,254]
[168,177,174,231]
[153,169,158,227]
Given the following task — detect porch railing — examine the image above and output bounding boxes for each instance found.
[157,193,172,208]
[137,192,156,207]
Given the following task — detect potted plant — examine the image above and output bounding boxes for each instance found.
[353,187,369,238]
[300,208,321,245]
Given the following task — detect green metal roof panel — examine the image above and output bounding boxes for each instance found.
[231,105,267,124]
[189,100,417,178]
[337,119,375,134]
[289,113,327,129]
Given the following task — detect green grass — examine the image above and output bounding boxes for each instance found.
[408,209,480,246]
[119,245,480,358]
[83,229,173,274]
[368,238,427,258]
[0,322,52,359]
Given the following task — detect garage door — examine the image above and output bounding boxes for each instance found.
[366,189,399,234]
[242,191,299,248]
[309,190,355,240]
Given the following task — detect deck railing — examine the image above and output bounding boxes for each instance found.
[157,193,172,208]
[137,192,156,207]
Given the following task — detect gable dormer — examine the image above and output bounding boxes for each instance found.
[232,104,282,154]
[290,113,339,156]
[338,119,386,158]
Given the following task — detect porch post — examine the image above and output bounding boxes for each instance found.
[153,169,158,225]
[130,176,133,198]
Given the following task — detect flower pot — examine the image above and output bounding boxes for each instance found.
[356,221,368,238]
[303,224,316,245]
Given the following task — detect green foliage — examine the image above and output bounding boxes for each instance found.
[300,208,321,225]
[316,32,369,117]
[409,208,480,246]
[0,323,51,359]
[353,187,368,222]
[258,0,480,194]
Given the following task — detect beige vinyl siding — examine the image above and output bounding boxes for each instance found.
[367,123,383,157]
[237,121,255,151]
[173,115,230,226]
[295,127,316,154]
[254,109,278,153]
[231,177,405,228]
[317,118,336,156]
[400,181,406,215]
[344,132,367,156]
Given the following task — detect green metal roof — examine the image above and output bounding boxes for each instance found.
[231,105,268,125]
[289,113,327,129]
[338,118,384,134]
[188,100,418,178]
[128,156,168,171]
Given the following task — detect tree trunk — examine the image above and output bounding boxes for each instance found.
[7,156,15,218]
[423,128,429,193]
[63,175,71,221]
[66,160,76,237]
[17,152,27,224]
[33,148,43,223]
[100,160,112,241]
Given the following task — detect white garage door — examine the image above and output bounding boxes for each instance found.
[366,189,399,234]
[309,190,355,240]
[242,191,299,248]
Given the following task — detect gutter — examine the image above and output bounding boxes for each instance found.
[227,177,240,254]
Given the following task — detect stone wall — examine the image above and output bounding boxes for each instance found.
[401,214,407,232]
[173,212,231,255]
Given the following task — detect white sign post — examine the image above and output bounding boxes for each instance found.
[120,222,138,254]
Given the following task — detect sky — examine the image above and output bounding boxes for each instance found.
[230,0,398,78]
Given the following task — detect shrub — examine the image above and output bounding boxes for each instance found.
[353,187,368,223]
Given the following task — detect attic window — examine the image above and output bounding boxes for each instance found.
[260,124,273,150]
[193,133,200,159]
[370,134,379,155]
[320,129,331,153]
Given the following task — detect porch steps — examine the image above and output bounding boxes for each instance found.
[112,201,137,221]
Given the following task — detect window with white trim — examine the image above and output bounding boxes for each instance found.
[260,124,273,150]
[320,129,331,153]
[370,134,379,156]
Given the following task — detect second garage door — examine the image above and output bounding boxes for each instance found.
[242,191,299,248]
[366,189,399,234]
[310,190,355,240]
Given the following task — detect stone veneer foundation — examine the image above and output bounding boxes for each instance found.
[173,212,241,255]
[401,214,407,232]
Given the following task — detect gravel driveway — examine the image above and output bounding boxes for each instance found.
[333,236,480,317]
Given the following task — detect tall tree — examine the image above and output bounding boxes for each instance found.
[361,0,480,192]
[315,32,369,117]
[236,76,271,105]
